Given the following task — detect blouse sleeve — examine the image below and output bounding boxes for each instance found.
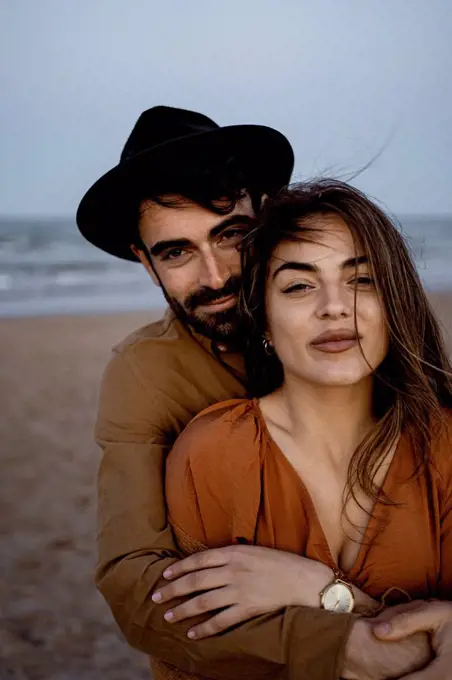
[439,478,452,598]
[438,412,452,599]
[165,400,263,553]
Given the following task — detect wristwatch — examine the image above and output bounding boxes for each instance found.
[320,568,355,613]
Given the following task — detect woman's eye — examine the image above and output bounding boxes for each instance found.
[351,275,374,287]
[282,283,312,294]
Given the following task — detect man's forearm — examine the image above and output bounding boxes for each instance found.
[96,425,352,679]
[97,547,353,680]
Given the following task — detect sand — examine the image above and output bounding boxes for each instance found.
[0,310,160,680]
[0,295,451,679]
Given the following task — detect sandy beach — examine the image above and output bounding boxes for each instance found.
[0,310,159,680]
[1,296,451,679]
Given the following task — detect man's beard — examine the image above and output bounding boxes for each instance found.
[166,276,243,343]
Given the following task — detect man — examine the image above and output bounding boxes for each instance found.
[77,106,433,680]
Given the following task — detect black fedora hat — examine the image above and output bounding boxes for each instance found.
[76,105,294,261]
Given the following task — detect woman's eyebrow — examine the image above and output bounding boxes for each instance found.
[272,261,318,280]
[272,255,368,280]
[342,255,368,269]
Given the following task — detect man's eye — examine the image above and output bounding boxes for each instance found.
[219,228,247,244]
[161,248,187,261]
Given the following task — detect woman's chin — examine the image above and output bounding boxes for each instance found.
[308,370,371,388]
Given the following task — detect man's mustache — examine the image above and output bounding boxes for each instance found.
[185,276,241,312]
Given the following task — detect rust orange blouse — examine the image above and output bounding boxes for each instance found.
[166,399,452,603]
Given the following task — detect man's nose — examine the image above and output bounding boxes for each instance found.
[200,252,229,290]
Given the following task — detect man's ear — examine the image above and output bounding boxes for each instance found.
[260,193,269,209]
[130,244,160,286]
[130,244,141,260]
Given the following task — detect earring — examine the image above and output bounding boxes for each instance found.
[262,337,274,355]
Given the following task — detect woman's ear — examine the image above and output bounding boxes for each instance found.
[262,333,274,355]
[260,194,269,209]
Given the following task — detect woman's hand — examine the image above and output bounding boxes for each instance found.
[151,544,375,639]
[372,600,452,679]
[152,545,327,638]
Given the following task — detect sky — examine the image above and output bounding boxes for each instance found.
[1,0,451,217]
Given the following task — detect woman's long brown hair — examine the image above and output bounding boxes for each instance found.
[240,179,452,504]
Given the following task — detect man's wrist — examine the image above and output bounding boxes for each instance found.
[341,619,376,680]
[342,617,432,680]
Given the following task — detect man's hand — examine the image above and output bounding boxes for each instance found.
[151,544,332,639]
[372,600,452,679]
[342,617,431,680]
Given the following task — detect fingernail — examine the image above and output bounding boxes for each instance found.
[374,622,391,636]
[163,569,172,579]
[152,592,162,602]
[164,611,174,622]
[187,629,196,639]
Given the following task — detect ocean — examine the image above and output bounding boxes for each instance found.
[0,215,451,318]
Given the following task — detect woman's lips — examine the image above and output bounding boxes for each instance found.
[311,338,358,353]
[197,294,237,313]
[310,330,360,354]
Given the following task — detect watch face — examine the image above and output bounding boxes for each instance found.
[321,582,354,613]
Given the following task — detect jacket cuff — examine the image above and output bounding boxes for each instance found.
[288,608,354,680]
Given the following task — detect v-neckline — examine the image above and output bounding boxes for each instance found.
[251,398,405,580]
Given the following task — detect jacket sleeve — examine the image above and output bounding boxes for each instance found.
[95,350,354,680]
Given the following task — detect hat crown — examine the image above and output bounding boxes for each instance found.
[120,106,219,162]
[77,104,294,262]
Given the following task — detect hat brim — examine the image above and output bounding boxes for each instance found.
[76,124,294,261]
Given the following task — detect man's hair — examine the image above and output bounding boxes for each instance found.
[239,178,452,507]
[131,155,264,251]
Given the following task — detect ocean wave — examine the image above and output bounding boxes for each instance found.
[1,215,452,317]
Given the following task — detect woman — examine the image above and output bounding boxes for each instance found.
[160,180,452,679]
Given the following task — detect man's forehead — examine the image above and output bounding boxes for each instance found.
[139,194,255,245]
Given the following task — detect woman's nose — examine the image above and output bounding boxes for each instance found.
[316,287,351,319]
